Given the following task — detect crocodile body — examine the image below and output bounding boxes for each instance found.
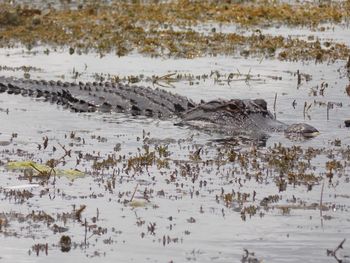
[0,76,194,118]
[0,76,317,138]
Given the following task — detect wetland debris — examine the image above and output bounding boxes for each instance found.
[59,235,72,252]
[5,136,85,182]
[346,56,350,70]
[31,243,48,256]
[346,84,350,97]
[0,123,349,261]
[0,65,42,74]
[91,70,280,88]
[6,160,84,181]
[273,92,277,115]
[74,205,86,221]
[241,249,261,263]
[0,2,349,60]
[129,183,139,203]
[0,9,20,26]
[320,178,325,227]
[326,239,347,263]
[327,102,343,121]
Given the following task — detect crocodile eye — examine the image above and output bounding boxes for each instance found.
[226,104,238,111]
[145,109,153,117]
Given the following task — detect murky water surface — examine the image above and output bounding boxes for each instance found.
[0,21,349,263]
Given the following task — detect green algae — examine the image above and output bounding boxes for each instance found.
[6,160,85,180]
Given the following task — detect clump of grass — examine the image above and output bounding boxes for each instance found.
[0,1,349,60]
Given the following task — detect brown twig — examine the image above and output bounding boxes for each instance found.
[327,239,346,262]
[29,163,54,180]
[320,179,325,228]
[130,183,139,202]
[273,93,277,119]
[84,218,87,246]
[152,73,177,88]
[273,93,277,112]
[297,70,301,86]
[327,102,330,120]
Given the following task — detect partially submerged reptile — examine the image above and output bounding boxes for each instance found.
[0,76,318,140]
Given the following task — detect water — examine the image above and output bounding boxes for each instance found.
[0,24,349,263]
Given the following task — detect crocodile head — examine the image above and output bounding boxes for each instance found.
[179,99,287,138]
[180,99,320,141]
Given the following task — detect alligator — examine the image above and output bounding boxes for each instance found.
[0,76,318,141]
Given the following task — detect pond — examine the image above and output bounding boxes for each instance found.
[0,1,349,262]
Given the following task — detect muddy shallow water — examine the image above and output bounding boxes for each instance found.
[0,23,350,263]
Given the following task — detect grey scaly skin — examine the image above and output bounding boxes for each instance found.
[0,76,318,139]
